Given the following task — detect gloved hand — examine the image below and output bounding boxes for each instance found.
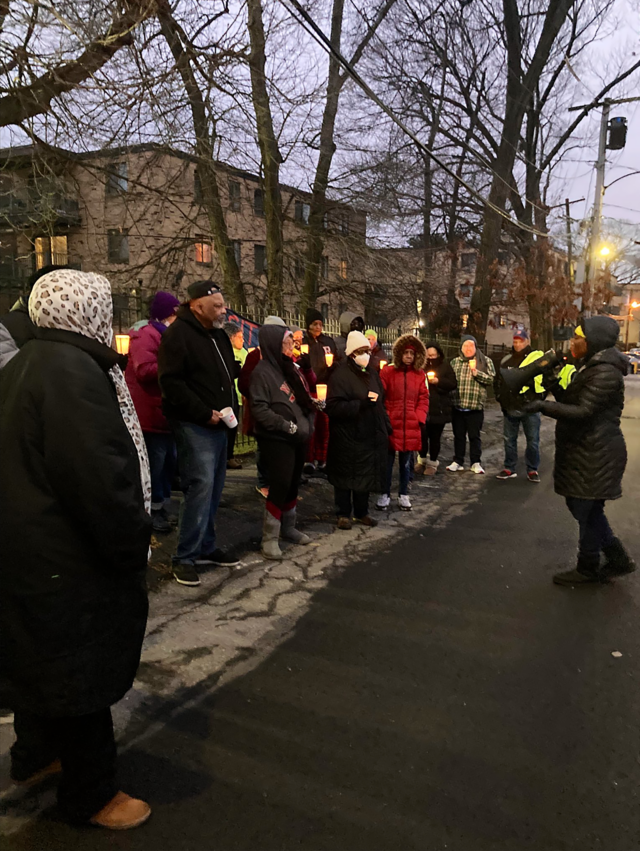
[521,400,544,414]
[313,399,326,412]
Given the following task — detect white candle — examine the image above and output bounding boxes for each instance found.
[316,383,327,401]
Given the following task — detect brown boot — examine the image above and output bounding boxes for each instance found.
[89,791,151,830]
[424,460,439,476]
[12,759,62,787]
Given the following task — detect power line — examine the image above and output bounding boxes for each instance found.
[279,0,557,241]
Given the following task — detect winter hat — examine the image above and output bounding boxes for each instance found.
[149,291,180,321]
[364,328,378,340]
[339,310,356,335]
[187,279,221,300]
[461,334,477,347]
[345,330,370,356]
[350,315,365,333]
[264,315,286,326]
[305,307,324,329]
[513,328,529,341]
[582,316,620,355]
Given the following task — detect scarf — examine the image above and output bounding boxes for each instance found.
[29,269,151,513]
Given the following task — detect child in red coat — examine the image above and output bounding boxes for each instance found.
[378,335,429,511]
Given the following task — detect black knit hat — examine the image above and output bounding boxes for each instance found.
[187,279,222,300]
[305,308,323,329]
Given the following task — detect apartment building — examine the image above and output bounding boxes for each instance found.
[0,143,367,318]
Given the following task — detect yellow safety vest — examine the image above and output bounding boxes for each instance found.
[558,363,576,390]
[518,350,545,395]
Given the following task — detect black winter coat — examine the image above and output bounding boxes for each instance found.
[425,357,457,424]
[0,330,152,716]
[302,331,337,383]
[0,298,36,349]
[158,307,239,427]
[326,359,391,493]
[542,347,627,500]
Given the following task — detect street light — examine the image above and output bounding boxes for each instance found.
[599,245,611,258]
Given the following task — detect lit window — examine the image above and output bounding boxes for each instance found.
[106,161,128,195]
[35,235,68,269]
[339,259,347,279]
[107,229,129,264]
[195,236,212,265]
[461,313,469,329]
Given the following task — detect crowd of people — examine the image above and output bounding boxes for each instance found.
[0,267,635,830]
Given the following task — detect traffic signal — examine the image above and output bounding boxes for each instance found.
[607,117,627,150]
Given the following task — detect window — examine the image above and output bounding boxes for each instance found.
[35,235,68,269]
[228,180,241,212]
[254,244,267,273]
[106,161,128,196]
[254,189,264,217]
[321,255,329,279]
[459,283,472,300]
[194,170,203,203]
[339,259,348,280]
[321,302,329,321]
[107,229,129,264]
[232,239,241,268]
[294,200,310,224]
[460,252,476,270]
[195,235,212,265]
[340,213,350,235]
[461,313,469,329]
[295,257,305,279]
[499,314,507,327]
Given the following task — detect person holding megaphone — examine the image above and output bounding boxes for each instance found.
[520,317,634,586]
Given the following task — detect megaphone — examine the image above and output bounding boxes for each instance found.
[500,349,566,395]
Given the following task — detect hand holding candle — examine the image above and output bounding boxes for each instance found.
[427,370,436,381]
[378,359,387,370]
[115,334,130,356]
[316,383,327,401]
[301,343,309,355]
[469,358,477,372]
[325,352,334,367]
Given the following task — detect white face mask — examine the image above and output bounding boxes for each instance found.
[353,352,370,368]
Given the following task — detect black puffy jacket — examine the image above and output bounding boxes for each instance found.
[542,343,627,501]
[0,330,151,716]
[424,346,457,424]
[326,358,391,493]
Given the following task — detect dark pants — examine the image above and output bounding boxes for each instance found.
[173,423,228,564]
[421,422,445,461]
[385,450,411,496]
[144,431,176,509]
[256,445,269,489]
[566,497,615,563]
[257,438,306,519]
[503,412,541,472]
[451,408,484,465]
[11,708,116,822]
[335,488,369,519]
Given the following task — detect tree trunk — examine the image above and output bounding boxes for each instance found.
[157,1,243,303]
[247,0,284,313]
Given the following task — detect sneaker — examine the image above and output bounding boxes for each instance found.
[196,549,241,567]
[527,471,541,483]
[337,516,353,530]
[255,486,269,499]
[496,469,517,480]
[151,508,172,533]
[470,463,485,474]
[172,563,201,586]
[12,759,62,787]
[355,515,378,528]
[446,461,464,472]
[302,463,316,476]
[376,494,391,510]
[89,791,151,830]
[227,458,243,470]
[398,495,412,511]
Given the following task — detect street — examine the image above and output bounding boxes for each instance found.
[2,381,640,850]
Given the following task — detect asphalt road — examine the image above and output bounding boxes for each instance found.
[5,388,640,850]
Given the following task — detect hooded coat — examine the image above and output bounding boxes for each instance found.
[250,325,315,444]
[380,335,429,451]
[125,323,170,433]
[541,316,628,501]
[0,276,151,717]
[424,343,457,424]
[334,311,357,360]
[326,357,392,492]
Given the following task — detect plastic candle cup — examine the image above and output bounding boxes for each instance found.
[115,334,130,355]
[316,384,327,401]
[427,371,436,380]
[379,359,388,370]
[325,353,334,367]
[301,343,309,354]
[469,358,477,371]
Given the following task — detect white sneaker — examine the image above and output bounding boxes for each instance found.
[446,461,464,472]
[470,463,485,474]
[376,494,391,510]
[398,495,412,511]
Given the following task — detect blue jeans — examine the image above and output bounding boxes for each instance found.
[173,423,228,564]
[565,497,615,561]
[503,412,540,472]
[385,450,411,496]
[144,432,176,508]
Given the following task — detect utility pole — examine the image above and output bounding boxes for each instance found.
[564,198,573,285]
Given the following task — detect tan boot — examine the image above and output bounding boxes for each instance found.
[90,791,151,830]
[415,456,427,475]
[424,460,439,476]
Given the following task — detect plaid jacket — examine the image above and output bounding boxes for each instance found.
[451,355,496,410]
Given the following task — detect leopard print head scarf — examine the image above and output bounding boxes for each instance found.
[29,269,151,513]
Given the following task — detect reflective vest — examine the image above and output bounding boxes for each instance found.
[517,349,545,395]
[558,363,576,390]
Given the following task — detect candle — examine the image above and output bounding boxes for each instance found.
[325,353,334,367]
[469,358,477,371]
[316,383,327,401]
[301,343,309,354]
[427,371,436,380]
[248,347,256,353]
[115,334,130,355]
[379,359,387,370]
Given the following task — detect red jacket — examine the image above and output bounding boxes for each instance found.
[125,324,168,433]
[380,364,429,451]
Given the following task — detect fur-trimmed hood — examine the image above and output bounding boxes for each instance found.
[392,334,426,370]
